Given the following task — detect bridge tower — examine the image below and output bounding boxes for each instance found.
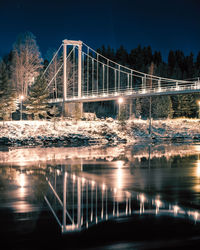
[63,39,83,116]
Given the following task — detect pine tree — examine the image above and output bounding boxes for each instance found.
[135,98,142,118]
[116,45,128,65]
[184,53,194,79]
[152,96,173,118]
[143,46,153,67]
[24,76,50,120]
[106,45,115,60]
[177,94,197,118]
[153,51,162,66]
[0,60,17,120]
[195,52,200,77]
[168,50,175,75]
[118,103,127,129]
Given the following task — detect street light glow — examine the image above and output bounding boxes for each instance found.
[118,97,123,104]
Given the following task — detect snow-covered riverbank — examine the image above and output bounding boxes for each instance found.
[0,118,200,147]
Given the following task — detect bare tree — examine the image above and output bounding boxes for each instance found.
[66,59,78,97]
[44,49,63,99]
[11,32,42,97]
[44,51,77,99]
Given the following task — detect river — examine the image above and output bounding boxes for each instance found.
[1,143,200,249]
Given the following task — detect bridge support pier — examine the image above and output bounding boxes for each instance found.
[62,40,83,101]
[64,102,83,118]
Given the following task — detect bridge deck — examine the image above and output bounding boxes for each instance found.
[49,84,200,103]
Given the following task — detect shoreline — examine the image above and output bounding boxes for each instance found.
[0,118,200,147]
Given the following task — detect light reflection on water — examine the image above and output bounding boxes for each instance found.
[1,143,200,234]
[18,173,26,188]
[1,170,199,234]
[44,167,200,233]
[196,161,200,178]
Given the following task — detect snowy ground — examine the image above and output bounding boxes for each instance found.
[0,118,200,147]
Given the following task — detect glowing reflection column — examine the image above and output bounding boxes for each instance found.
[81,178,85,226]
[194,211,199,224]
[77,177,81,228]
[155,199,161,214]
[86,181,88,228]
[101,184,106,219]
[91,181,95,222]
[139,194,145,214]
[63,171,67,232]
[96,183,98,224]
[126,191,131,215]
[113,188,117,216]
[105,186,108,220]
[72,174,76,224]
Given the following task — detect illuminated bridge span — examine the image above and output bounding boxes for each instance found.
[44,40,200,104]
[45,166,200,234]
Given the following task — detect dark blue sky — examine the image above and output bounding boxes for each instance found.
[0,0,200,61]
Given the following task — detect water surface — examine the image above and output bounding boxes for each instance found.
[1,143,200,249]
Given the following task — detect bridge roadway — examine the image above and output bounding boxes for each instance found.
[48,82,200,103]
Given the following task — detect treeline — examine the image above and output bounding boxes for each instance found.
[95,45,200,118]
[97,44,200,81]
[0,32,57,120]
[0,31,200,120]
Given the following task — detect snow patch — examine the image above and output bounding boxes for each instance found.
[0,118,200,146]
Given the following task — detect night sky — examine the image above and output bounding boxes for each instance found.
[0,0,200,61]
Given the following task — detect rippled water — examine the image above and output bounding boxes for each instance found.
[1,143,200,249]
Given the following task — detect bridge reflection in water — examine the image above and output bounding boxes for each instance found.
[44,166,200,234]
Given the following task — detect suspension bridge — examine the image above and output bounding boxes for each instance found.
[44,40,200,106]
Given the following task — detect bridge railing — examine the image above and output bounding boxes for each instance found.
[66,80,200,100]
[47,80,200,103]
